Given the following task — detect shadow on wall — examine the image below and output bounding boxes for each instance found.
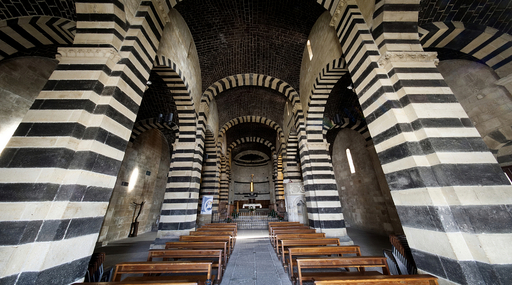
[98,129,171,244]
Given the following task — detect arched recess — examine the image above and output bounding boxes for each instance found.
[226,137,276,157]
[0,16,75,60]
[129,117,179,147]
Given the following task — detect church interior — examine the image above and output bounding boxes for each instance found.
[1,0,512,284]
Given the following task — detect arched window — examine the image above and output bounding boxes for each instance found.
[346,148,355,174]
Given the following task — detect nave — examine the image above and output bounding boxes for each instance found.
[85,226,393,285]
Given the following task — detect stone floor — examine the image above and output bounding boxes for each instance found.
[93,227,391,284]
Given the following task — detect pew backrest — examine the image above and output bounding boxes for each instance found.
[313,274,439,284]
[274,233,325,249]
[165,242,228,264]
[179,235,233,253]
[287,246,361,279]
[111,261,212,282]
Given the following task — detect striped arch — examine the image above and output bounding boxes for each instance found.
[226,137,276,158]
[128,117,179,147]
[323,117,372,144]
[0,16,75,60]
[219,116,284,142]
[153,56,196,142]
[201,73,301,108]
[419,21,512,77]
[306,58,348,142]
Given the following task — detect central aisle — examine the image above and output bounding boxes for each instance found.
[220,229,293,285]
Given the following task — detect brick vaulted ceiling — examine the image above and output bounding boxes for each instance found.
[174,0,326,93]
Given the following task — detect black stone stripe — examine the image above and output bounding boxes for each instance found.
[419,23,440,46]
[385,163,509,190]
[492,54,512,70]
[32,99,96,112]
[103,86,140,115]
[1,256,90,284]
[43,79,104,94]
[46,18,74,44]
[93,104,134,130]
[393,79,449,91]
[387,67,439,78]
[306,207,343,214]
[0,29,26,52]
[84,126,128,151]
[7,18,45,47]
[378,137,489,165]
[119,44,152,78]
[28,16,61,45]
[158,221,196,231]
[161,209,197,216]
[412,248,511,285]
[429,22,456,48]
[308,219,345,229]
[481,41,512,63]
[136,4,163,41]
[400,94,458,106]
[0,216,103,246]
[365,99,401,125]
[398,204,512,235]
[163,198,198,204]
[14,122,85,138]
[466,32,503,57]
[56,64,112,73]
[445,28,484,51]
[373,21,419,40]
[76,13,127,32]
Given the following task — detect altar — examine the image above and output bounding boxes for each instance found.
[242,203,262,209]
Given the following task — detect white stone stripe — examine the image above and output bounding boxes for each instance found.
[381,152,497,173]
[0,234,97,276]
[0,202,109,221]
[437,22,465,48]
[391,185,512,207]
[375,128,482,153]
[1,26,35,49]
[37,17,69,44]
[17,18,54,45]
[0,168,116,188]
[460,27,497,54]
[423,22,448,48]
[404,226,512,264]
[160,214,197,223]
[7,137,125,161]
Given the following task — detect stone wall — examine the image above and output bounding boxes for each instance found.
[98,129,170,244]
[230,161,274,203]
[157,8,202,113]
[332,128,401,235]
[0,56,58,153]
[437,59,512,166]
[299,11,342,116]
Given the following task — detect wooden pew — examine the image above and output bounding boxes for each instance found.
[166,242,229,265]
[179,235,233,254]
[313,274,439,284]
[279,238,341,265]
[111,261,213,285]
[272,232,323,249]
[147,249,224,283]
[73,280,199,285]
[190,230,236,247]
[296,257,389,285]
[270,225,310,239]
[201,223,237,235]
[268,222,305,235]
[270,228,316,247]
[287,246,361,281]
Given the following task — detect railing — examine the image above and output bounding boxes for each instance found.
[211,212,286,229]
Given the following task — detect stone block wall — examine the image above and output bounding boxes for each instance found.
[0,57,58,153]
[98,129,170,244]
[332,128,401,235]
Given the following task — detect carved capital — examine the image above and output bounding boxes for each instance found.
[56,47,122,63]
[330,0,348,27]
[156,0,170,24]
[378,51,439,67]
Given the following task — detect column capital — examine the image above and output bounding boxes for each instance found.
[378,51,439,67]
[56,47,122,63]
[330,0,348,27]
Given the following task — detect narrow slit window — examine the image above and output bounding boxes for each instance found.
[346,148,355,174]
[307,40,313,60]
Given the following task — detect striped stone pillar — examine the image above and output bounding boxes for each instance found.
[218,155,229,217]
[301,141,352,244]
[284,132,302,181]
[0,47,133,284]
[157,141,200,240]
[276,154,285,200]
[376,51,512,284]
[197,131,218,225]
